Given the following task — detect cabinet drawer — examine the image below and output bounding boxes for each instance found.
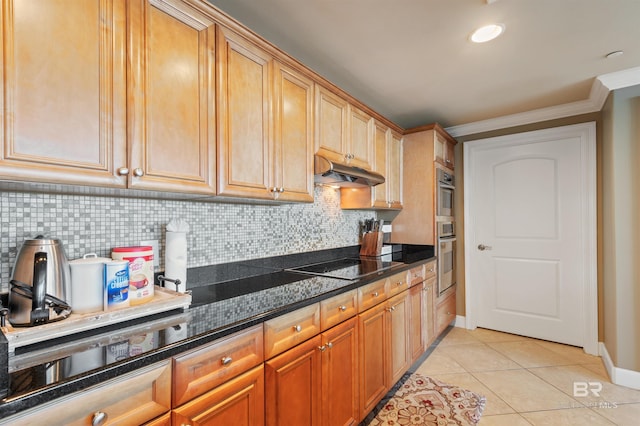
[424,261,436,281]
[358,279,387,312]
[320,289,357,331]
[4,360,171,426]
[173,324,264,407]
[436,291,456,334]
[407,265,425,287]
[386,272,408,297]
[264,303,321,359]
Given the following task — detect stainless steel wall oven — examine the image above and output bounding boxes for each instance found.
[436,168,455,220]
[437,221,456,296]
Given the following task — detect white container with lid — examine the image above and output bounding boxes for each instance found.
[69,253,110,314]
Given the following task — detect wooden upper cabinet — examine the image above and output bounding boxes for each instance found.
[315,85,348,164]
[315,85,373,170]
[127,0,216,194]
[347,105,373,170]
[434,130,456,170]
[371,121,389,208]
[272,61,314,202]
[0,0,127,187]
[217,26,314,202]
[387,130,403,209]
[217,26,273,199]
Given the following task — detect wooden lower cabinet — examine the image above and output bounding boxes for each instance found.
[409,284,425,364]
[3,361,171,426]
[173,365,265,426]
[320,318,359,426]
[387,292,411,385]
[423,278,437,348]
[358,301,388,417]
[436,290,456,335]
[265,335,322,426]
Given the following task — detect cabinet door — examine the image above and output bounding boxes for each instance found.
[423,278,436,348]
[315,85,348,164]
[445,139,456,169]
[409,284,425,364]
[371,121,389,208]
[387,291,411,385]
[217,26,272,198]
[127,0,216,194]
[348,105,373,170]
[272,61,314,202]
[1,0,127,187]
[387,130,403,209]
[321,318,359,426]
[173,365,265,426]
[358,302,388,417]
[265,335,322,426]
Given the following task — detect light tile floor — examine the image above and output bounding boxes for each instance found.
[414,327,640,425]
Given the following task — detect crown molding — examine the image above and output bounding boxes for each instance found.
[446,66,640,138]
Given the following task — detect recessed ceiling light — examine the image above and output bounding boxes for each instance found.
[470,24,505,43]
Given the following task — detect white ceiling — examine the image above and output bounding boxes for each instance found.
[206,0,640,134]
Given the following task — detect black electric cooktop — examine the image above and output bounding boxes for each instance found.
[285,257,402,281]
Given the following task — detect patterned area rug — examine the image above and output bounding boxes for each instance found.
[361,372,486,425]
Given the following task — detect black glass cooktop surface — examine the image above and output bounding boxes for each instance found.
[285,257,401,281]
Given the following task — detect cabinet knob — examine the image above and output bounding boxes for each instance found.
[133,168,144,177]
[339,305,347,312]
[318,345,326,351]
[395,281,402,287]
[117,167,129,176]
[372,291,379,297]
[92,411,108,426]
[293,325,302,332]
[270,187,278,193]
[327,342,333,349]
[279,187,284,193]
[221,356,233,366]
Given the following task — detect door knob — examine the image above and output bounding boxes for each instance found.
[477,244,492,251]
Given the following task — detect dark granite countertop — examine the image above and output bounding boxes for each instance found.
[0,244,434,419]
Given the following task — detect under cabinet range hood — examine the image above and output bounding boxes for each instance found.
[314,155,385,188]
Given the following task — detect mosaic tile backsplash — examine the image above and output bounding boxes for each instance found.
[0,186,375,292]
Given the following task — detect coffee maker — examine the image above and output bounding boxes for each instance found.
[8,236,72,326]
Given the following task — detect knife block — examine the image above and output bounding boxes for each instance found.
[360,231,383,257]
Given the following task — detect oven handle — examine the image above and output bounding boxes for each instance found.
[438,182,455,190]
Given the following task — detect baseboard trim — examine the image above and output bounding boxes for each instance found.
[454,315,466,328]
[599,342,640,390]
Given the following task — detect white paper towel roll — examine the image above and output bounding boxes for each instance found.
[165,231,187,292]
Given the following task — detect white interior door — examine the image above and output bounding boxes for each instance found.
[464,123,597,353]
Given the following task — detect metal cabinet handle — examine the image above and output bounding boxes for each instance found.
[92,411,108,426]
[372,291,379,297]
[117,167,129,176]
[477,244,492,251]
[279,187,284,193]
[319,345,326,352]
[395,281,402,287]
[339,305,347,312]
[221,356,233,366]
[327,342,333,349]
[133,168,144,177]
[293,325,302,332]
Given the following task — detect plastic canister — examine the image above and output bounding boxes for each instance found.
[69,253,111,314]
[112,246,154,305]
[104,260,130,310]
